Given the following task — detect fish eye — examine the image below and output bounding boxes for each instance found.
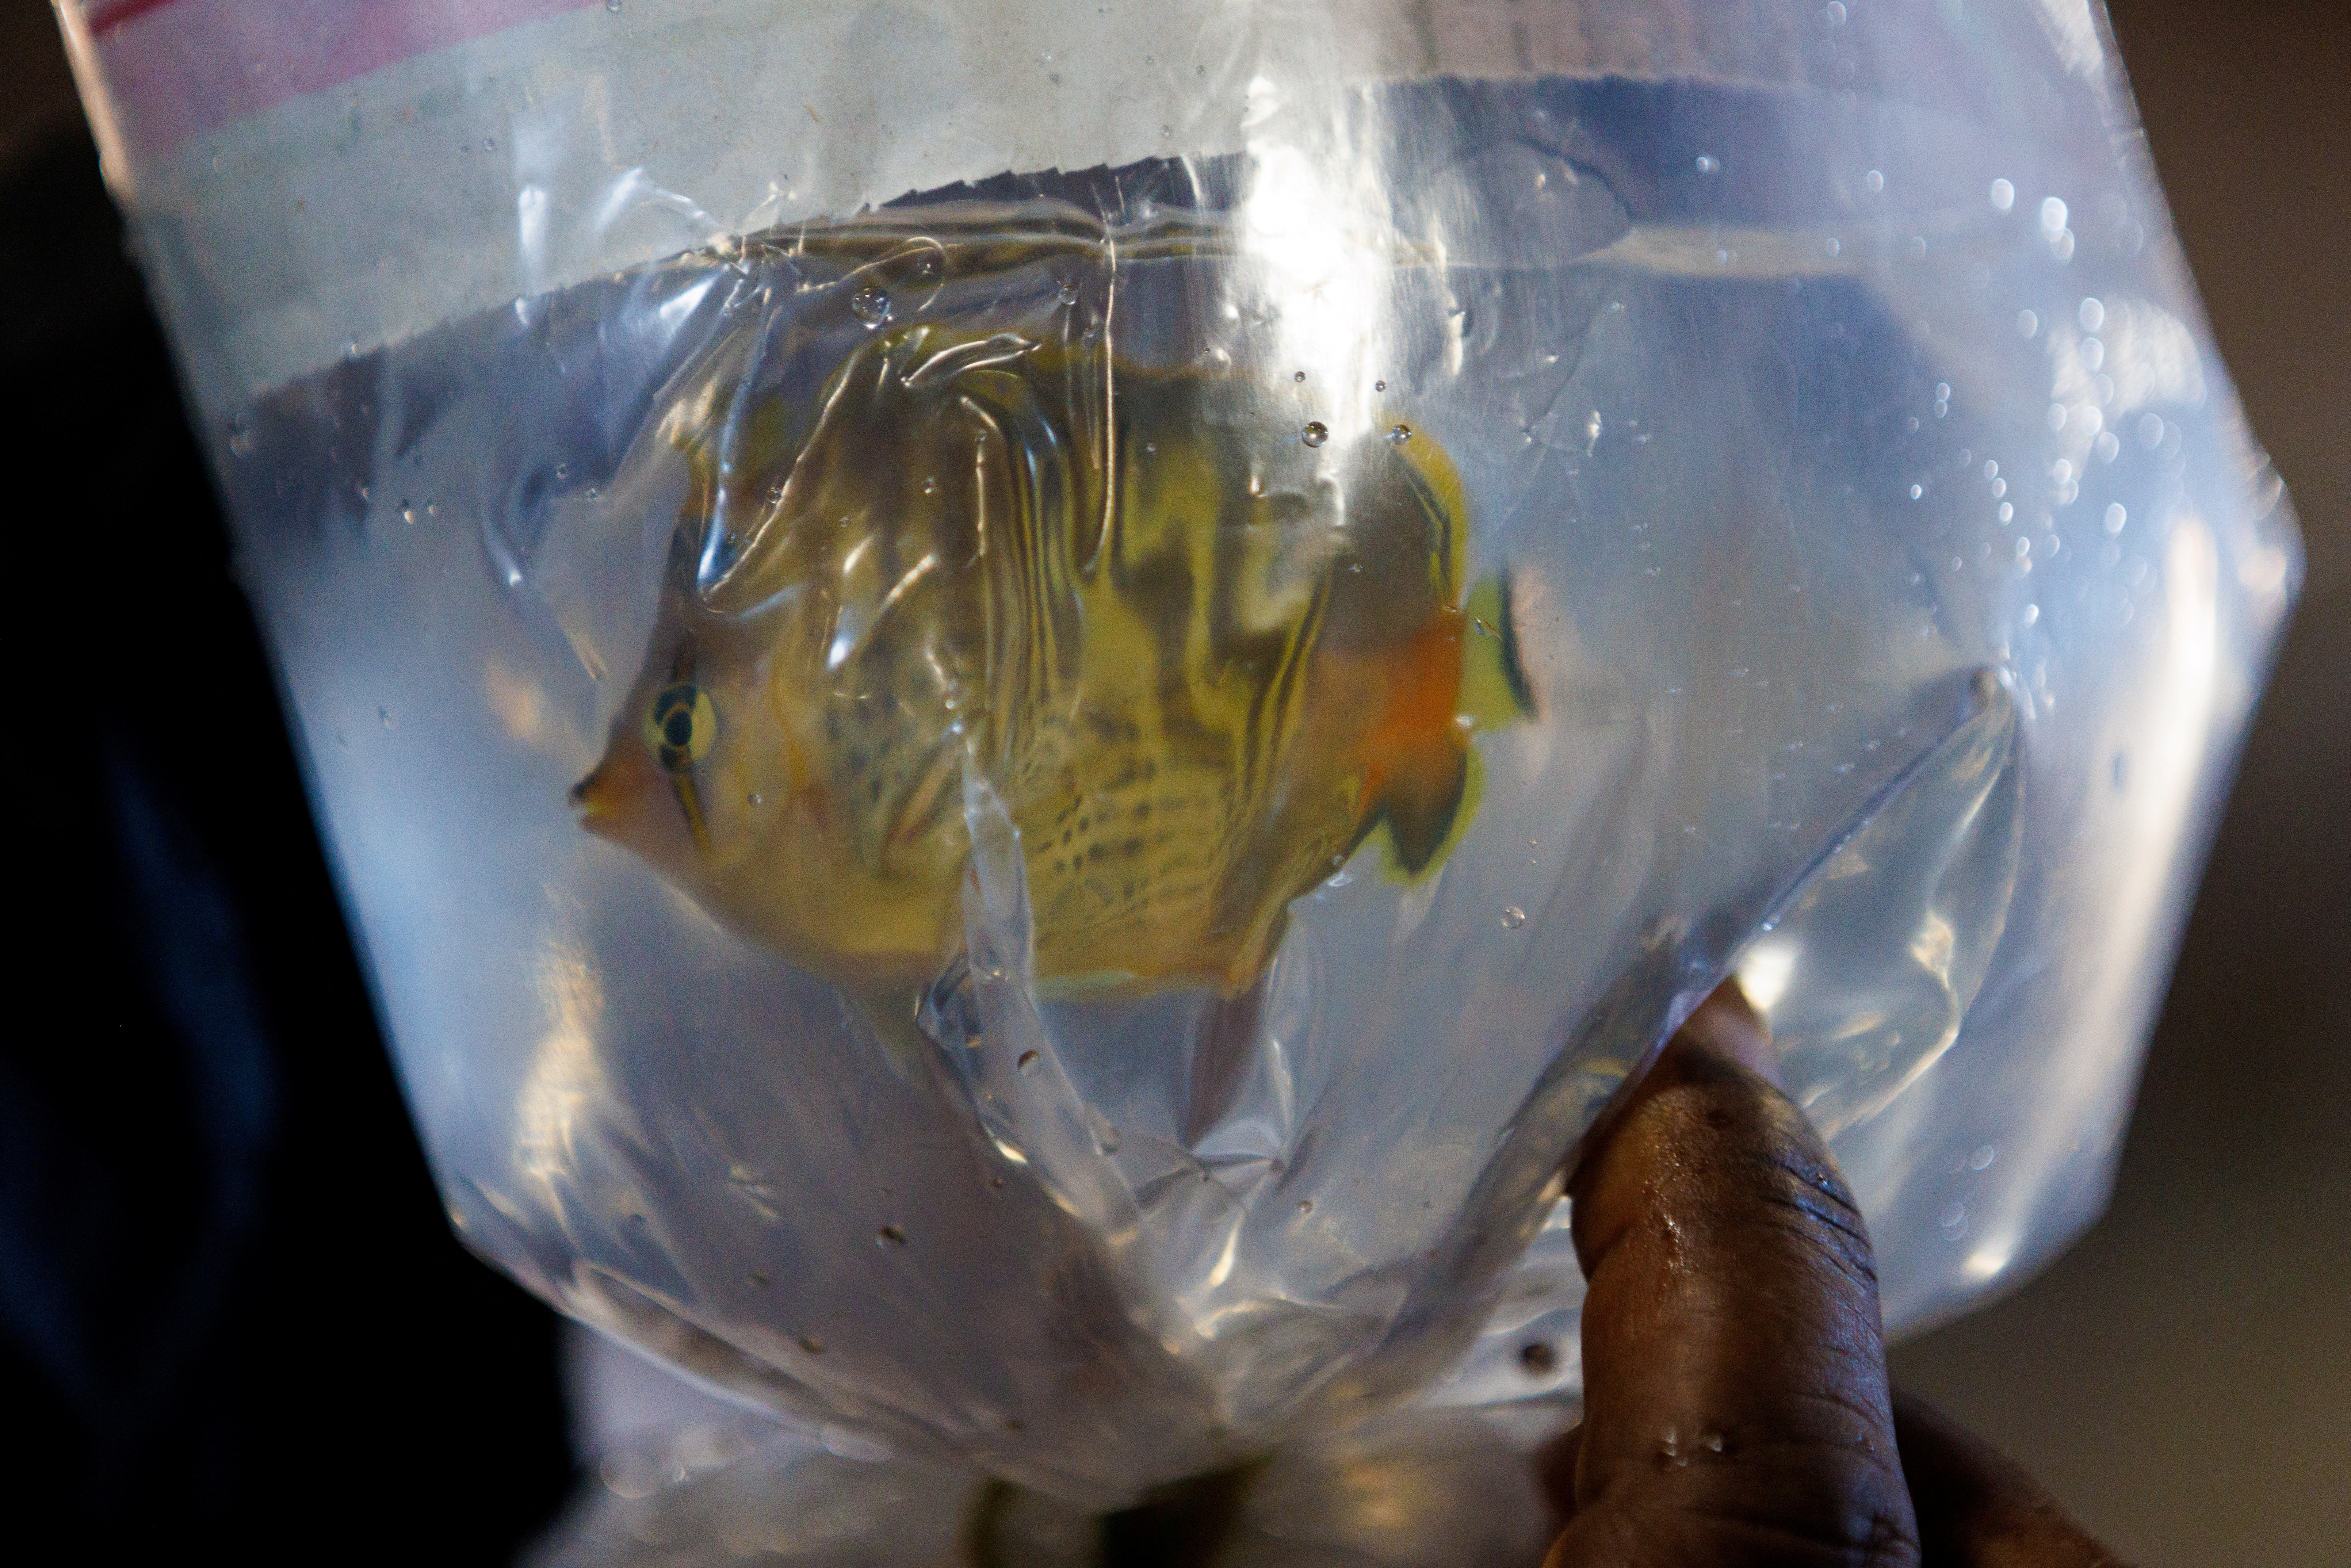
[644,682,718,774]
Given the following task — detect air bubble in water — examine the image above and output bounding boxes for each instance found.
[1501,906,1527,929]
[850,286,892,326]
[1301,421,1329,448]
[1387,423,1412,444]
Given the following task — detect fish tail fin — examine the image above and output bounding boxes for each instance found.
[1458,569,1536,729]
[1370,569,1529,881]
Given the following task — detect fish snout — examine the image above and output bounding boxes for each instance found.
[570,760,622,834]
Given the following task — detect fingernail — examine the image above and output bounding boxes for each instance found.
[1678,983,1783,1091]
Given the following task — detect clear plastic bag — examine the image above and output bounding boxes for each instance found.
[60,0,2299,1510]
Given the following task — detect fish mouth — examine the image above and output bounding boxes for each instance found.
[570,765,614,828]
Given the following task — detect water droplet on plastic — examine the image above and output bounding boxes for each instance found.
[1864,168,1884,194]
[585,486,600,500]
[1909,484,1924,500]
[1017,1050,1041,1076]
[728,1162,760,1184]
[2104,503,2127,535]
[1386,423,1412,445]
[1055,282,1079,306]
[605,0,621,12]
[1293,370,1307,383]
[378,706,395,728]
[1970,1143,1997,1170]
[2040,196,2069,235]
[1501,906,1527,930]
[1300,421,1329,448]
[876,1224,906,1248]
[2078,297,2106,332]
[799,1335,825,1354]
[1297,1199,1313,1215]
[850,286,891,326]
[2017,309,2040,338]
[1096,1121,1122,1154]
[1519,1341,1557,1374]
[1694,153,1720,176]
[747,792,765,808]
[399,498,416,524]
[1989,177,2015,211]
[1374,379,1387,392]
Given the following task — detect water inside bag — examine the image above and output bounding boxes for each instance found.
[198,68,2291,1499]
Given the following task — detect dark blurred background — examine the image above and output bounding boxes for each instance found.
[0,2,2342,1563]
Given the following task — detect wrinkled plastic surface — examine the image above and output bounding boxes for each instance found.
[60,0,2299,1506]
[532,1397,1552,1568]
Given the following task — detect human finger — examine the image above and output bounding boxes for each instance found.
[1893,1393,2128,1567]
[1543,980,1920,1567]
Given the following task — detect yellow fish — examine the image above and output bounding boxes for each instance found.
[574,322,1532,1007]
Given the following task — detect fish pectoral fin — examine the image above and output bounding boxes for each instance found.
[1373,737,1472,878]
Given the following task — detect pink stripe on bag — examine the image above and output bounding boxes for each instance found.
[84,0,598,161]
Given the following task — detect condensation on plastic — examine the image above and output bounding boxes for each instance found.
[59,0,2301,1509]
